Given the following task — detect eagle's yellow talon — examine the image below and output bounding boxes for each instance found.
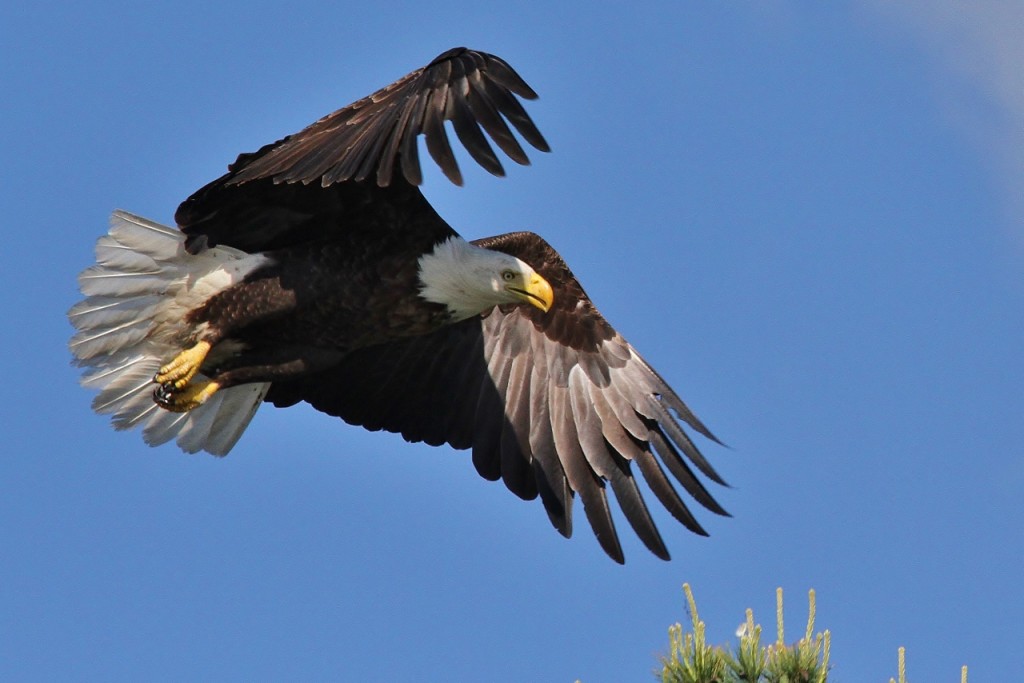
[154,378,221,413]
[154,340,212,386]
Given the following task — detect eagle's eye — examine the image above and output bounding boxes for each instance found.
[501,270,515,282]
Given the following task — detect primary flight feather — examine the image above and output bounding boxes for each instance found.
[69,47,728,563]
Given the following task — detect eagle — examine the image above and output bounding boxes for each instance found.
[69,47,729,563]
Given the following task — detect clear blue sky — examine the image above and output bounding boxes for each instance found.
[3,2,1022,681]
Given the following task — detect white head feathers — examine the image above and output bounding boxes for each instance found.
[417,236,551,320]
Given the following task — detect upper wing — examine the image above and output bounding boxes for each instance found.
[226,47,549,189]
[265,234,728,563]
[174,47,548,255]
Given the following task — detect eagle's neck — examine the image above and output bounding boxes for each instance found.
[417,236,508,321]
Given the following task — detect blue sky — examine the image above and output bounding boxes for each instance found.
[3,2,1022,681]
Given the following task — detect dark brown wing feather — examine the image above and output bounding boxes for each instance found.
[225,47,548,189]
[265,233,728,563]
[176,174,456,255]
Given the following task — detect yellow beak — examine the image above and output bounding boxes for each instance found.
[509,271,554,313]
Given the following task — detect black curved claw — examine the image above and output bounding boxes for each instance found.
[153,381,177,408]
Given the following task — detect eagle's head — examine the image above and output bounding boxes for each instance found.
[418,236,553,321]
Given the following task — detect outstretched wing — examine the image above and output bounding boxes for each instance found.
[228,46,549,189]
[265,233,728,563]
[174,47,549,255]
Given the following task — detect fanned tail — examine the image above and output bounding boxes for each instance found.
[69,210,270,455]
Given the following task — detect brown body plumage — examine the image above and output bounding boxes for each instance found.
[182,183,456,388]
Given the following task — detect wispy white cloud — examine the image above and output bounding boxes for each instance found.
[859,1,1024,230]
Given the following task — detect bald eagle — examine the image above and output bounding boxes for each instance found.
[70,47,728,563]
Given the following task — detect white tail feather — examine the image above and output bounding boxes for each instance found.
[69,296,165,342]
[70,210,271,456]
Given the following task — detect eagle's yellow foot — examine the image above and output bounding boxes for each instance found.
[154,378,221,412]
[154,341,212,389]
